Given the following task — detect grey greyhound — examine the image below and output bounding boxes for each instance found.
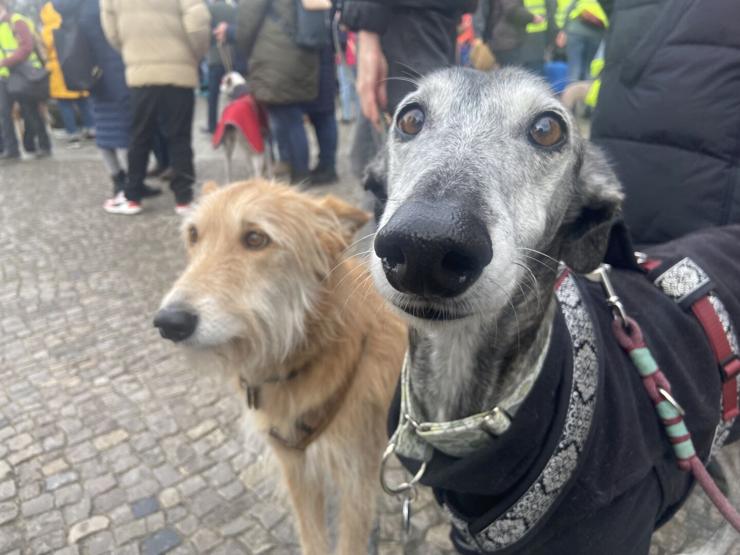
[368,67,740,554]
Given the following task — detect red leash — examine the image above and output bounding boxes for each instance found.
[612,315,740,532]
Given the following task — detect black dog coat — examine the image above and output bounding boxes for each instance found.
[388,225,740,555]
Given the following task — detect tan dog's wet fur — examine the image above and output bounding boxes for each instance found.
[159,179,406,554]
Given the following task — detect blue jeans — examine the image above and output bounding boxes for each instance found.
[337,63,357,122]
[566,33,601,83]
[57,97,95,135]
[268,104,309,179]
[306,109,337,172]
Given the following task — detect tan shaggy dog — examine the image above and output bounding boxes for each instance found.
[154,179,407,554]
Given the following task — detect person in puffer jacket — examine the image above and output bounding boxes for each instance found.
[591,0,740,246]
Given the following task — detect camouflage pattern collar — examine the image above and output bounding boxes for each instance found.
[391,321,554,462]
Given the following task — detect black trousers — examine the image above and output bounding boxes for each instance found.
[127,86,195,204]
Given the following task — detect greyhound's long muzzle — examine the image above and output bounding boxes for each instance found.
[374,201,492,298]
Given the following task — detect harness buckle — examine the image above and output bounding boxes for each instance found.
[720,353,740,381]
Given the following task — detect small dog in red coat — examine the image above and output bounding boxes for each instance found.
[212,72,272,181]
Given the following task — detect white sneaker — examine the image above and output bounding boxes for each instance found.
[174,203,192,216]
[104,195,142,215]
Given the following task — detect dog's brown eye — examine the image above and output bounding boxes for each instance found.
[188,225,198,245]
[397,106,425,137]
[529,114,565,148]
[242,230,270,250]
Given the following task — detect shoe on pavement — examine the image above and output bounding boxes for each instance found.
[174,203,192,216]
[104,194,142,215]
[35,149,52,159]
[309,167,338,185]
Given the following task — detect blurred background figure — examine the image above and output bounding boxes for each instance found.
[100,0,211,216]
[232,0,321,184]
[0,0,51,162]
[474,0,545,70]
[334,20,357,124]
[53,0,161,202]
[555,0,606,84]
[40,1,94,149]
[204,0,236,135]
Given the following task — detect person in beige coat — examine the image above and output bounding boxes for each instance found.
[100,0,211,215]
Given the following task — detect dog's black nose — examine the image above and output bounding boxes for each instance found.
[374,201,492,298]
[153,305,198,342]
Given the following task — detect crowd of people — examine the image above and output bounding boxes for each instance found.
[0,0,738,243]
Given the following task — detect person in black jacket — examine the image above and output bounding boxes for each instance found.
[342,0,477,129]
[590,0,740,245]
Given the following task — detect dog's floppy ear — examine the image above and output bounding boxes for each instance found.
[320,195,371,241]
[201,180,220,196]
[363,148,388,222]
[559,144,624,274]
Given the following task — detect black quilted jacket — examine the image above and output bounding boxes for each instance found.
[591,0,740,245]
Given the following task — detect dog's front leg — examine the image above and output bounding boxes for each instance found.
[278,451,329,555]
[333,435,382,555]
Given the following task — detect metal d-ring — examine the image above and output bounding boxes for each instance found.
[379,442,428,496]
[658,387,685,416]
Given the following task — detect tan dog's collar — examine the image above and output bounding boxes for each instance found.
[244,336,368,451]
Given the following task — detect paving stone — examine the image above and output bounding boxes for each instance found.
[21,493,53,516]
[86,531,116,555]
[159,488,180,509]
[221,516,251,536]
[191,528,221,552]
[93,487,127,514]
[68,515,111,544]
[8,433,33,452]
[42,458,69,477]
[177,475,206,498]
[132,496,160,519]
[54,483,83,507]
[85,473,116,497]
[0,480,16,501]
[141,528,182,555]
[146,512,166,533]
[46,471,78,491]
[0,461,12,480]
[94,429,129,451]
[0,501,19,525]
[63,497,91,527]
[190,488,222,518]
[114,518,147,545]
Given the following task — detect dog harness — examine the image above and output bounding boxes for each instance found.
[383,240,740,553]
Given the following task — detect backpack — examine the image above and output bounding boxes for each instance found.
[293,0,331,49]
[266,0,330,50]
[53,1,100,91]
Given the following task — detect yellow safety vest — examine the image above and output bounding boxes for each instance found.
[524,0,547,33]
[0,13,41,78]
[570,0,608,27]
[554,0,572,30]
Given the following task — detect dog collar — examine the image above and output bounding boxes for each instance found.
[391,321,553,462]
[239,368,302,410]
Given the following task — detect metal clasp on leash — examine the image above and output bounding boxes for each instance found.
[380,440,427,537]
[586,264,630,325]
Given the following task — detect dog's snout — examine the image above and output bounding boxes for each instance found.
[375,202,492,298]
[153,305,199,342]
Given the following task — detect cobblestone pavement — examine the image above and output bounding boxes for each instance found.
[1,103,739,555]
